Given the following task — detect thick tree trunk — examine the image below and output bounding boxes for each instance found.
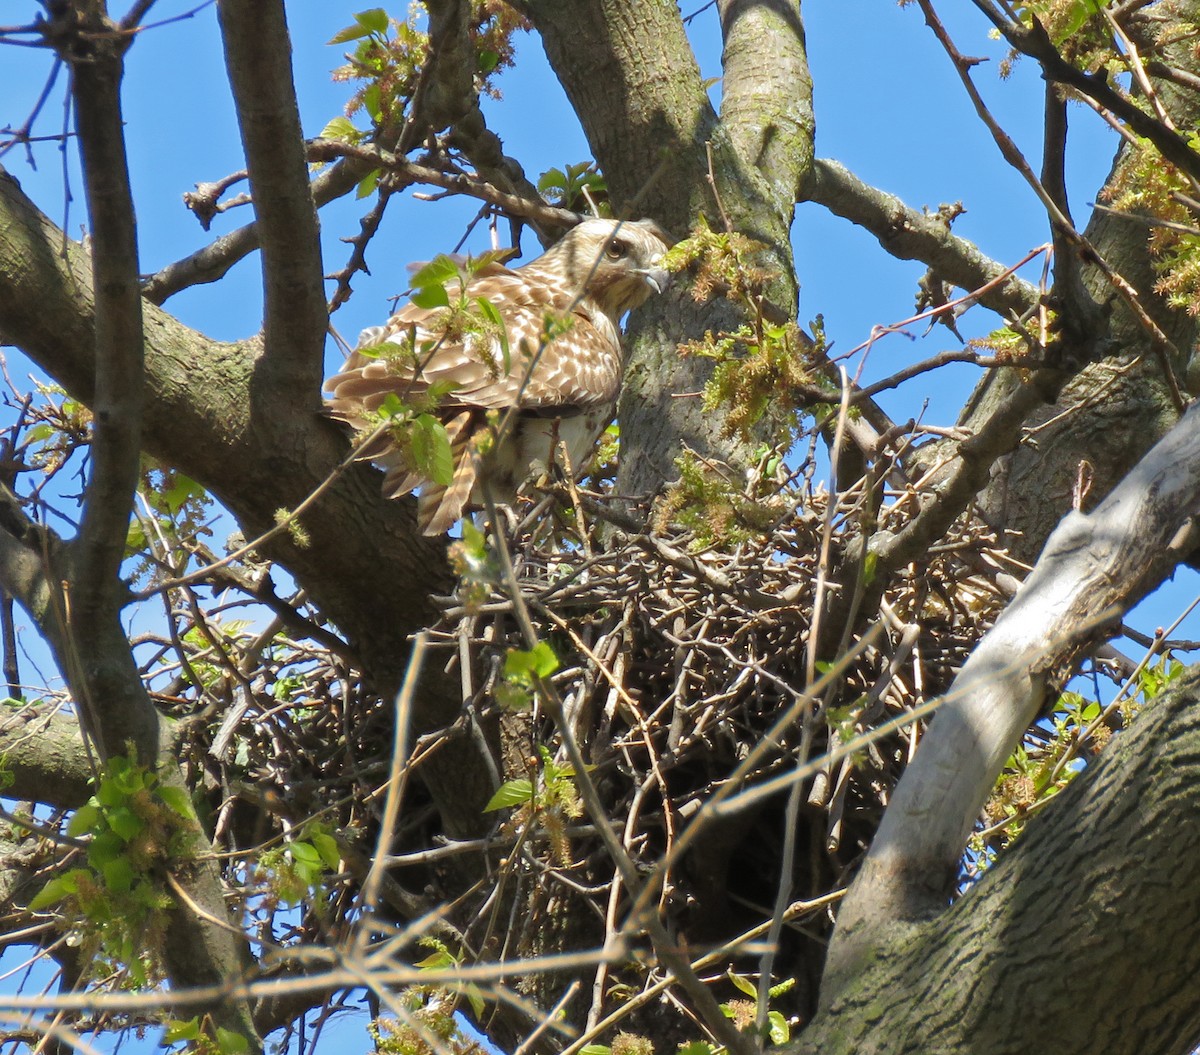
[794,664,1200,1055]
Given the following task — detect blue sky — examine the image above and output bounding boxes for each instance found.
[1,1,1197,1050]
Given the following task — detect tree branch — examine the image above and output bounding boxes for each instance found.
[49,8,264,1047]
[801,158,1039,318]
[142,161,358,305]
[217,0,325,393]
[308,139,577,231]
[718,0,813,201]
[974,0,1200,187]
[828,399,1200,989]
[63,1,155,761]
[0,702,92,809]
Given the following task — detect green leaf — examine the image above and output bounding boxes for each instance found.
[158,785,192,818]
[125,519,147,555]
[580,1047,611,1055]
[767,1010,789,1045]
[463,982,486,1020]
[352,341,394,360]
[411,283,450,309]
[411,254,461,290]
[483,779,534,812]
[1052,0,1100,42]
[96,780,123,809]
[426,379,464,405]
[493,682,532,712]
[862,549,878,586]
[88,831,126,869]
[216,1028,251,1055]
[537,167,565,195]
[328,23,374,45]
[288,840,322,867]
[67,802,102,838]
[106,805,143,842]
[100,854,135,894]
[354,8,389,34]
[727,970,758,998]
[379,393,406,418]
[478,49,500,75]
[163,1018,202,1043]
[355,168,381,199]
[311,831,341,869]
[414,948,455,970]
[504,641,560,683]
[411,414,455,486]
[29,871,82,910]
[475,295,510,371]
[160,471,205,514]
[362,83,383,123]
[320,116,361,143]
[677,1044,714,1055]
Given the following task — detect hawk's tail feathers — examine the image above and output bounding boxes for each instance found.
[417,411,477,536]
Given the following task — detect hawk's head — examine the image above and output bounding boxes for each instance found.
[527,217,672,322]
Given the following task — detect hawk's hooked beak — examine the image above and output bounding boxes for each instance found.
[640,266,671,295]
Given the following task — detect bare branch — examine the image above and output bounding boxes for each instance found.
[63,2,156,761]
[801,158,1039,319]
[217,0,325,392]
[142,161,359,304]
[309,139,578,233]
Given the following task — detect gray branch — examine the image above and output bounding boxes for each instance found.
[805,663,1200,1053]
[217,0,326,394]
[0,703,92,809]
[718,0,814,202]
[801,158,1039,319]
[65,4,157,763]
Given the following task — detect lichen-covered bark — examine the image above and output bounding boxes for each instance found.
[795,666,1200,1055]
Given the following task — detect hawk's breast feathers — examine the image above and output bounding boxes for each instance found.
[325,218,671,535]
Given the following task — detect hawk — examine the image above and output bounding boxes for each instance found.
[325,217,671,535]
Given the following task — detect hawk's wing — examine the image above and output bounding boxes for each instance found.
[324,279,624,535]
[326,280,622,422]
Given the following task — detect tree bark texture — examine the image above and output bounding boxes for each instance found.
[830,399,1200,985]
[796,665,1200,1055]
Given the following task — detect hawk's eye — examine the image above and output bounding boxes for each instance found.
[605,241,626,261]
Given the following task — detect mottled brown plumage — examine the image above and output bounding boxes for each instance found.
[325,218,671,534]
